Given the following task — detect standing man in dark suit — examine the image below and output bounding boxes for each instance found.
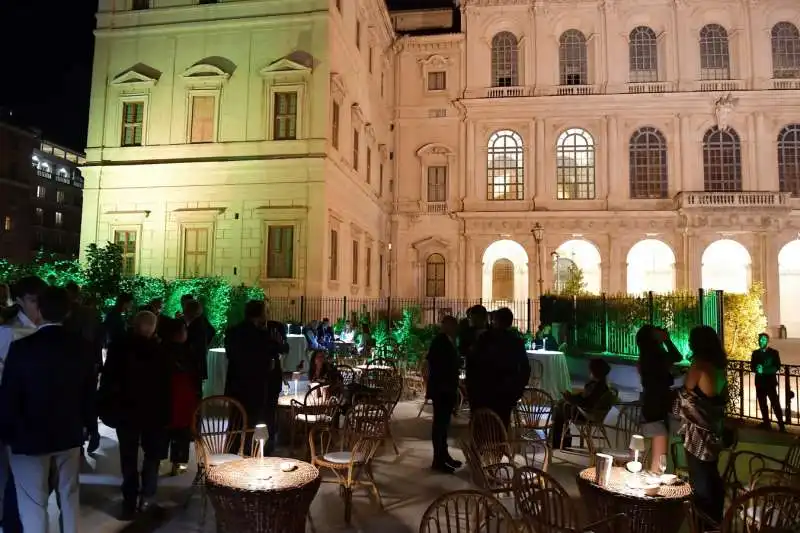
[184,299,216,396]
[751,333,786,431]
[427,316,463,474]
[0,287,96,533]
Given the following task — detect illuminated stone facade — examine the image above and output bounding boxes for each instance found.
[81,0,800,335]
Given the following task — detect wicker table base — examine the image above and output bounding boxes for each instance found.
[577,467,692,533]
[207,457,321,533]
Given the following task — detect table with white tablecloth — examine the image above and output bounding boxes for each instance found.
[526,349,572,399]
[203,336,307,398]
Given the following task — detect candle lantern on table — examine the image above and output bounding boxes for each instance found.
[627,434,646,473]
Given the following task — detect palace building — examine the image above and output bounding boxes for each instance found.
[81,0,800,336]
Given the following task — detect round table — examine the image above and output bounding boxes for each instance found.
[526,350,571,399]
[206,457,321,533]
[204,348,228,398]
[577,467,692,533]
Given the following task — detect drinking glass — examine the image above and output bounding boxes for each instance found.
[658,454,668,475]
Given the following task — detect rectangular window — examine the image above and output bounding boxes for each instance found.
[353,129,360,171]
[379,163,384,196]
[54,211,63,227]
[366,246,372,288]
[427,71,447,91]
[267,226,294,279]
[273,92,298,140]
[379,254,384,290]
[190,95,215,143]
[356,20,361,49]
[369,47,374,73]
[427,166,447,202]
[366,147,372,184]
[36,185,45,199]
[115,230,137,276]
[331,101,340,149]
[121,101,145,147]
[3,216,11,231]
[329,229,338,281]
[381,73,385,97]
[35,208,43,224]
[183,228,209,277]
[352,240,359,284]
[56,190,65,204]
[132,0,149,9]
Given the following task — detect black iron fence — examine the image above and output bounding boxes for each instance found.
[726,360,800,427]
[540,289,724,357]
[263,296,539,332]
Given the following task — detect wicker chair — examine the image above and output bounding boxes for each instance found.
[309,403,388,524]
[527,358,545,390]
[470,409,513,466]
[192,395,249,477]
[514,466,629,533]
[515,387,554,442]
[419,489,522,533]
[721,438,797,500]
[335,364,357,387]
[720,485,800,532]
[559,387,618,455]
[359,368,403,455]
[596,402,642,465]
[289,383,341,455]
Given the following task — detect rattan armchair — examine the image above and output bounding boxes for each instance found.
[308,403,388,524]
[721,439,799,500]
[515,387,554,442]
[596,402,642,465]
[419,489,523,533]
[559,387,618,455]
[289,383,341,455]
[528,358,545,390]
[192,395,249,478]
[514,466,630,533]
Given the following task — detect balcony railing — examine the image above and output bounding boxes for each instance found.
[486,86,534,98]
[555,84,596,96]
[627,81,673,94]
[697,79,743,92]
[772,79,800,90]
[675,191,790,209]
[425,201,448,214]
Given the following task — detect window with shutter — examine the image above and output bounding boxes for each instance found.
[267,226,294,278]
[190,95,215,143]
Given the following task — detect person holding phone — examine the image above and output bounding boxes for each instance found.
[636,324,682,472]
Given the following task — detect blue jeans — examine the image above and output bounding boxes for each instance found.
[686,452,724,523]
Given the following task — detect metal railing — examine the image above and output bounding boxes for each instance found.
[263,296,538,332]
[675,191,790,209]
[726,360,799,427]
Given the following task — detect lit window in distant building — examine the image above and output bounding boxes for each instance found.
[556,128,596,199]
[121,101,145,146]
[36,185,46,199]
[56,190,65,204]
[3,216,11,231]
[273,92,298,140]
[190,95,215,143]
[559,30,589,86]
[487,130,524,200]
[55,211,63,227]
[115,230,137,276]
[35,208,43,224]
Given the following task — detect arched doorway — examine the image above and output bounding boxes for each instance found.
[779,240,800,338]
[626,239,676,295]
[701,239,751,294]
[482,239,529,303]
[555,239,602,294]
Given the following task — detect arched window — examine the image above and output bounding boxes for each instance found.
[778,124,800,195]
[699,24,731,80]
[487,130,524,200]
[559,30,588,86]
[703,126,742,192]
[556,128,595,200]
[491,32,519,87]
[629,26,658,82]
[425,253,446,298]
[771,22,800,79]
[629,127,668,199]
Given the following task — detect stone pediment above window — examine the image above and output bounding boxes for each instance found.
[259,52,315,83]
[351,104,366,128]
[171,207,226,222]
[417,54,451,70]
[412,236,451,254]
[181,57,235,88]
[330,73,346,101]
[110,63,162,91]
[416,143,454,158]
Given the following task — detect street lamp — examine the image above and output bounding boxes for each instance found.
[531,223,544,298]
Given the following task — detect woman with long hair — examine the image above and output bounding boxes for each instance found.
[677,325,728,523]
[635,324,682,472]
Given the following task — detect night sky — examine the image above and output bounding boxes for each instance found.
[0,0,452,152]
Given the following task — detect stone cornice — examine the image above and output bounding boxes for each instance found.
[396,34,464,53]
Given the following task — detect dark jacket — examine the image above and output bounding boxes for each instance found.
[467,328,531,410]
[426,332,460,399]
[225,320,288,421]
[565,379,610,409]
[639,342,682,422]
[751,347,781,386]
[187,315,216,381]
[97,333,172,430]
[0,326,96,455]
[64,303,103,369]
[103,309,128,347]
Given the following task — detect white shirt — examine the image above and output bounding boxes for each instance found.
[0,312,38,383]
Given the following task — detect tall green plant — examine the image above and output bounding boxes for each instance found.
[561,263,588,296]
[723,283,767,361]
[84,243,124,306]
